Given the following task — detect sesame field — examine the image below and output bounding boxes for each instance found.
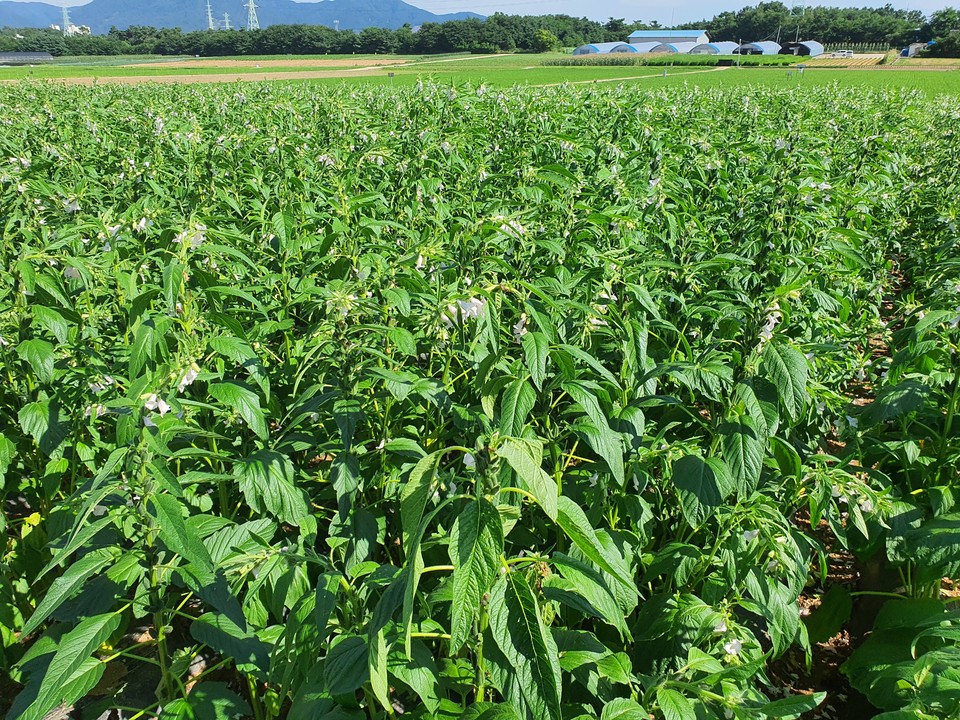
[1,79,960,720]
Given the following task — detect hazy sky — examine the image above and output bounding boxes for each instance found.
[6,0,952,24]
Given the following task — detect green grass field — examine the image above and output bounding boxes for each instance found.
[2,51,960,94]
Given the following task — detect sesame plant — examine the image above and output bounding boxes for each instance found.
[0,80,958,720]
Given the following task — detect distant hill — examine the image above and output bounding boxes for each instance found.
[0,0,482,33]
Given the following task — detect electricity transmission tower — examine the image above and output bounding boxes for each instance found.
[206,0,216,30]
[61,5,71,35]
[246,0,260,30]
[223,12,231,29]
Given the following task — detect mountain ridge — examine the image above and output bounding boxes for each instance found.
[0,0,482,34]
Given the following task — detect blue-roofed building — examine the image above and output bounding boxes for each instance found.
[628,29,709,45]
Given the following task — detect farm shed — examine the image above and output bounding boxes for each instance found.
[649,41,698,54]
[690,41,739,54]
[0,52,53,65]
[628,29,709,45]
[610,43,641,52]
[734,41,782,55]
[572,42,630,55]
[620,41,659,53]
[780,40,824,56]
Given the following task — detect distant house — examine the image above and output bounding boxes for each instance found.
[690,41,739,55]
[780,40,824,56]
[628,29,709,45]
[734,41,782,55]
[0,52,54,66]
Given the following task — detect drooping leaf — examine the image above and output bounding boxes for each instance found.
[720,418,764,496]
[656,687,696,720]
[498,437,558,521]
[671,455,732,529]
[761,342,808,422]
[449,498,504,652]
[234,450,309,527]
[17,339,55,383]
[522,332,549,391]
[20,549,117,637]
[488,571,562,720]
[556,496,634,593]
[400,451,442,553]
[158,682,252,720]
[17,612,122,720]
[209,380,268,440]
[324,635,369,695]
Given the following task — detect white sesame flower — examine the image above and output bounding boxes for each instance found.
[63,199,80,213]
[742,529,759,543]
[766,559,778,572]
[846,415,859,429]
[724,639,742,656]
[134,217,152,233]
[463,453,476,469]
[859,498,874,513]
[178,364,200,392]
[144,394,170,416]
[714,620,727,634]
[512,314,528,343]
[64,266,81,280]
[0,335,8,347]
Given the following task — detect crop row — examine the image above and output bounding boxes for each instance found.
[0,80,959,720]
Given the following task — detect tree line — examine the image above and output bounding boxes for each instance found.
[1,5,957,57]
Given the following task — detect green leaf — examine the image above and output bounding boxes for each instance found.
[20,549,117,637]
[0,433,14,481]
[761,342,808,422]
[804,586,852,644]
[498,437,558,522]
[862,379,930,424]
[17,339,55,383]
[190,613,271,678]
[547,557,628,637]
[499,378,535,436]
[209,380,268,440]
[324,635,369,695]
[19,612,122,720]
[19,400,69,456]
[449,498,504,652]
[369,629,391,712]
[388,640,441,713]
[400,451,442,553]
[596,652,631,684]
[158,682,252,720]
[149,494,213,569]
[601,698,648,720]
[32,305,70,344]
[556,496,635,593]
[671,455,732,529]
[209,334,270,400]
[234,450,309,527]
[656,687,696,720]
[522,332,549,391]
[759,691,826,717]
[488,571,562,720]
[463,703,524,720]
[721,418,763,496]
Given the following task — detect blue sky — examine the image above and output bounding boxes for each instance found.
[407,0,949,23]
[7,0,952,24]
